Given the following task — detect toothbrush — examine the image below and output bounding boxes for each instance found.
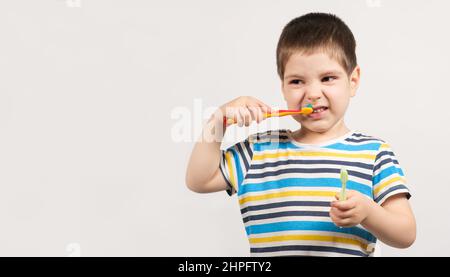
[223,104,313,126]
[340,168,348,201]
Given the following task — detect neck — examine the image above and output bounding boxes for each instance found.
[293,119,350,144]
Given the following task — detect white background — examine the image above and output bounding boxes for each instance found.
[0,0,449,256]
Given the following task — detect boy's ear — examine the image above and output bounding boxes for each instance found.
[349,65,360,97]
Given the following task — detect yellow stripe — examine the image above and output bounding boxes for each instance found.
[249,234,368,250]
[253,151,375,160]
[225,152,237,192]
[379,143,390,150]
[374,176,405,195]
[239,190,336,205]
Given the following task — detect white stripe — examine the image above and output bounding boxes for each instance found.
[249,161,373,174]
[251,155,376,165]
[244,216,335,227]
[251,147,378,157]
[240,196,335,207]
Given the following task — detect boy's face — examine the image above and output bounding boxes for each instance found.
[281,51,360,133]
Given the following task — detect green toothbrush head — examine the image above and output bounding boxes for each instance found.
[340,168,348,201]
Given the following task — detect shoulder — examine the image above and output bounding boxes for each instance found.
[347,131,397,153]
[346,131,386,144]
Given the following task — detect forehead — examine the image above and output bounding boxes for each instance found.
[284,50,346,77]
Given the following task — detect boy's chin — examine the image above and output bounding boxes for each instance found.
[296,120,333,133]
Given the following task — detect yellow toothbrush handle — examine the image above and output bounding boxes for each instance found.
[224,108,312,126]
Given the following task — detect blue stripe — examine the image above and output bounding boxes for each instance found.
[253,141,302,151]
[325,142,381,151]
[231,149,244,188]
[245,221,376,243]
[373,165,403,185]
[238,178,372,197]
[253,141,381,152]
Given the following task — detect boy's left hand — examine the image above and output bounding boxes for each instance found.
[330,190,374,228]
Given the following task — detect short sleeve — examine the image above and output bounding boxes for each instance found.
[219,138,254,196]
[372,143,411,205]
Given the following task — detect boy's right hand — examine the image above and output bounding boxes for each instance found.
[217,96,272,128]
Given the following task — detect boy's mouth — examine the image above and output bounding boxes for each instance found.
[308,106,329,119]
[312,106,328,113]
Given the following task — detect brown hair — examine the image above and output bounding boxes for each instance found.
[276,13,357,79]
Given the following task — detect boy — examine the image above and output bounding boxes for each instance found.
[185,13,416,257]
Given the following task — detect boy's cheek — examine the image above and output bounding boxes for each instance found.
[283,89,304,103]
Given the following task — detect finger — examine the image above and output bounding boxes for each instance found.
[256,107,265,123]
[330,207,354,219]
[330,212,346,227]
[330,212,339,225]
[254,99,272,113]
[346,190,359,199]
[331,199,356,211]
[235,109,244,127]
[253,106,265,123]
[330,213,352,227]
[337,218,353,228]
[239,107,251,127]
[244,107,253,126]
[222,108,233,126]
[335,192,349,202]
[247,106,259,123]
[331,200,355,211]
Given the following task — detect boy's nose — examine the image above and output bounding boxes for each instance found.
[307,96,321,104]
[306,93,322,104]
[304,83,323,102]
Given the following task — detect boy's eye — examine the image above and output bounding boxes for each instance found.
[322,76,337,82]
[289,79,303,85]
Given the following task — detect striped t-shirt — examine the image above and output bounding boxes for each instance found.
[219,129,411,257]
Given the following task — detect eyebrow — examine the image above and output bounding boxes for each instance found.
[284,70,343,80]
[284,74,305,80]
[320,70,343,77]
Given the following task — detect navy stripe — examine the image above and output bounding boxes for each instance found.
[236,142,249,172]
[250,245,367,257]
[251,159,373,171]
[373,157,399,172]
[241,201,330,214]
[345,138,380,143]
[243,210,329,223]
[246,168,372,181]
[255,134,289,140]
[375,185,410,203]
[375,150,396,161]
[353,133,373,138]
[244,139,253,160]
